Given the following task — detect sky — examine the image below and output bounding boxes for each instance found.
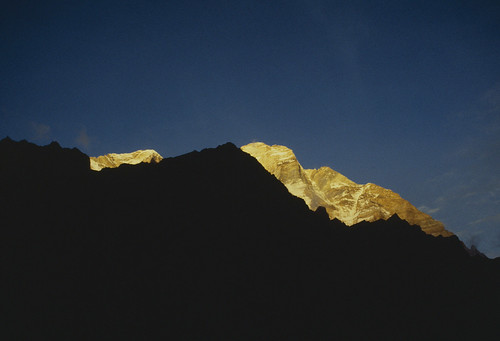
[1,0,500,257]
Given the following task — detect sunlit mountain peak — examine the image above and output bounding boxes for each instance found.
[242,142,452,237]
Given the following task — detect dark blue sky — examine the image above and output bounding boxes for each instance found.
[2,0,500,256]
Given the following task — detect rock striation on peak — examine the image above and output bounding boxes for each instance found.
[90,149,163,171]
[241,142,452,237]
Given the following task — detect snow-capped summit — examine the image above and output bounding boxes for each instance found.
[90,149,163,171]
[241,142,452,237]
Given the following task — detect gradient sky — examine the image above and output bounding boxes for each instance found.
[2,0,500,257]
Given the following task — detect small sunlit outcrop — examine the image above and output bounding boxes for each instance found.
[89,150,163,171]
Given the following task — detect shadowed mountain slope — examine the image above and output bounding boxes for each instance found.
[0,137,499,340]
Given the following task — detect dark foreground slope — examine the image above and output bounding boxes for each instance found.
[1,137,499,340]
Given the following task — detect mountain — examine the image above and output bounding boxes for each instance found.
[242,142,452,237]
[1,137,499,340]
[91,143,449,237]
[90,149,163,170]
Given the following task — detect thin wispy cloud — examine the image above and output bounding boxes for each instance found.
[76,127,91,150]
[30,122,51,142]
[481,83,500,112]
[418,206,440,215]
[469,213,500,226]
[425,84,500,257]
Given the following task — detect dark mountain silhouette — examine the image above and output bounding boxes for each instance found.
[1,137,499,340]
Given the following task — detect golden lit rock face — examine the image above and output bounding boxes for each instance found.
[90,150,163,171]
[241,142,452,237]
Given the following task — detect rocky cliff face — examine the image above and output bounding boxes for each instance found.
[241,142,452,237]
[90,149,163,171]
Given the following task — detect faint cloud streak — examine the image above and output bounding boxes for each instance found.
[469,213,500,226]
[76,127,91,150]
[30,122,51,142]
[422,84,500,258]
[418,205,440,215]
[481,83,500,112]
